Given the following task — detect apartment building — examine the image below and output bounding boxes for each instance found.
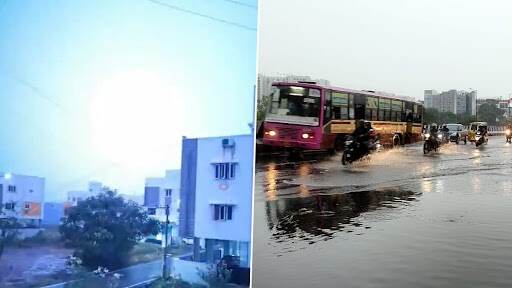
[0,172,45,227]
[179,134,253,268]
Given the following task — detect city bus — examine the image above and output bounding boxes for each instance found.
[260,81,424,152]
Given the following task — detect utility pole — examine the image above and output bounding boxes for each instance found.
[162,204,170,279]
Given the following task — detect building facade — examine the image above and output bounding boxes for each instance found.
[179,134,253,268]
[144,169,181,244]
[66,181,103,206]
[424,89,477,115]
[0,173,45,227]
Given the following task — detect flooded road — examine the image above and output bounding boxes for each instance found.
[252,139,512,288]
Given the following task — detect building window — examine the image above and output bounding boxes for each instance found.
[5,203,15,210]
[24,203,30,209]
[29,189,33,193]
[213,204,233,221]
[213,163,237,180]
[165,189,172,197]
[8,185,16,192]
[0,184,2,193]
[148,208,156,215]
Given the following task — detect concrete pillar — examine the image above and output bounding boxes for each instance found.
[193,237,201,262]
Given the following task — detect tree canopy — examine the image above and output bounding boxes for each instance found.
[60,190,160,269]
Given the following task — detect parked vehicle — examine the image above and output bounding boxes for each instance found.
[444,123,467,144]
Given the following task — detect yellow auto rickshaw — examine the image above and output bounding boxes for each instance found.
[468,121,488,143]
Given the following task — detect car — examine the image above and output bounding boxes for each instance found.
[445,123,467,144]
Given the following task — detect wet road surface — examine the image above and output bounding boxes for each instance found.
[252,139,512,288]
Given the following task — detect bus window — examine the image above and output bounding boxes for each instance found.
[365,96,378,121]
[332,92,350,120]
[379,98,391,121]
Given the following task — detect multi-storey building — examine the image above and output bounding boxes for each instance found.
[0,172,45,227]
[424,89,477,115]
[179,134,253,268]
[144,169,181,244]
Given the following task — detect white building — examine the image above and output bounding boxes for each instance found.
[424,89,477,115]
[67,181,103,206]
[144,169,181,244]
[179,134,253,268]
[0,172,45,227]
[257,74,330,100]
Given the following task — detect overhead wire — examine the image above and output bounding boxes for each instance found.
[146,0,256,31]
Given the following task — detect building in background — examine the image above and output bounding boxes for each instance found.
[42,202,65,226]
[0,172,45,227]
[144,169,181,244]
[66,181,103,206]
[257,74,330,99]
[179,134,253,268]
[424,89,477,115]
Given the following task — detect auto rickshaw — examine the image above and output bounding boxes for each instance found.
[468,121,488,143]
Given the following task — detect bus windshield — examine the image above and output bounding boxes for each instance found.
[266,86,321,126]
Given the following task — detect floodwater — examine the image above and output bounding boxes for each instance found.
[252,139,512,288]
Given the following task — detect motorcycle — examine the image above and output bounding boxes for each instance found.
[506,129,511,143]
[341,136,380,165]
[423,132,443,154]
[475,130,487,147]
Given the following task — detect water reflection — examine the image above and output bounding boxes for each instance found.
[265,187,420,254]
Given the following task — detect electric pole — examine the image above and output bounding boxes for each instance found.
[162,204,170,279]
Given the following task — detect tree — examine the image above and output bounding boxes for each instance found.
[0,216,21,260]
[257,94,271,121]
[477,103,504,125]
[60,190,161,269]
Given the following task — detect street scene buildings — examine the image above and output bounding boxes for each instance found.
[180,134,253,268]
[0,173,45,227]
[424,89,477,115]
[144,169,181,245]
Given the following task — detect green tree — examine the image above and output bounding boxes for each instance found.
[477,103,504,125]
[0,216,21,260]
[257,94,271,121]
[423,108,439,124]
[60,190,160,269]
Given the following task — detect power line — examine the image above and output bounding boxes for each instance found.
[219,0,257,9]
[147,0,256,31]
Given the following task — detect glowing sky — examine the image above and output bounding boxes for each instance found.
[0,0,257,201]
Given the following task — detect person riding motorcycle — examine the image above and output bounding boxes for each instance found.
[352,120,373,153]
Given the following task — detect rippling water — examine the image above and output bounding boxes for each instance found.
[253,141,512,288]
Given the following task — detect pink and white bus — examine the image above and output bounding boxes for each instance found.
[260,81,424,152]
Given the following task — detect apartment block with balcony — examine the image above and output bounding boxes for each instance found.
[0,172,45,227]
[179,134,253,268]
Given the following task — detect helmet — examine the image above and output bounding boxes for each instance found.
[364,121,372,129]
[431,123,438,129]
[357,119,365,128]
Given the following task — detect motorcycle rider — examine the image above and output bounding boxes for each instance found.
[352,119,372,153]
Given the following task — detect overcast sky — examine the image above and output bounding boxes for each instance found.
[0,0,257,200]
[258,0,512,100]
